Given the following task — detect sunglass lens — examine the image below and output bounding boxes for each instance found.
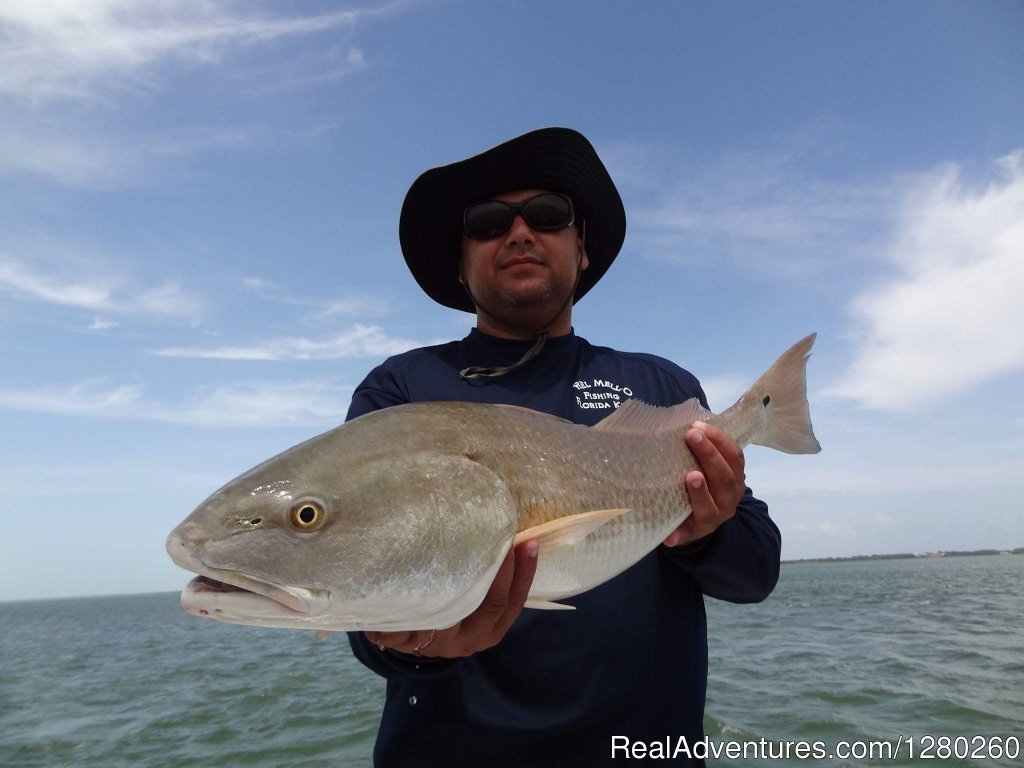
[465,202,513,239]
[522,194,572,230]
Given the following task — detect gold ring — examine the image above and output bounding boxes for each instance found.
[412,629,437,655]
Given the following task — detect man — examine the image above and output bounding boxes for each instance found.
[346,128,780,767]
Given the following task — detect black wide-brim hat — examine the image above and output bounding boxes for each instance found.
[399,127,626,313]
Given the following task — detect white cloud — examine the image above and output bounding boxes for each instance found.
[85,317,119,331]
[0,1,390,102]
[750,441,1024,500]
[245,45,370,94]
[0,254,203,320]
[697,374,749,412]
[604,128,898,279]
[828,150,1024,410]
[0,121,259,187]
[319,297,387,318]
[0,378,353,428]
[346,47,366,69]
[0,380,144,416]
[0,3,404,187]
[241,275,387,318]
[610,133,1023,411]
[174,381,352,427]
[241,276,273,292]
[152,323,425,360]
[0,256,108,306]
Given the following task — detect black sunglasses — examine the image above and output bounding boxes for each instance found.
[463,192,575,240]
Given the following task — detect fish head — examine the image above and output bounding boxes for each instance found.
[167,420,518,633]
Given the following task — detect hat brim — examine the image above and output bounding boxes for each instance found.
[399,127,626,313]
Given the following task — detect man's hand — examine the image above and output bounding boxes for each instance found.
[365,539,539,658]
[663,421,747,548]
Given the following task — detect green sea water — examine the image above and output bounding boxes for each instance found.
[2,555,1021,767]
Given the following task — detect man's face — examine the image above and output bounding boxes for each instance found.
[459,189,588,334]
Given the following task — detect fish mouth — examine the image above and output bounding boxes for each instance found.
[168,530,316,618]
[181,571,311,615]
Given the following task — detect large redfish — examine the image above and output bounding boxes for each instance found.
[166,335,820,632]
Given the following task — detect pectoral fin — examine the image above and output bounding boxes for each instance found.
[517,508,634,609]
[514,508,631,548]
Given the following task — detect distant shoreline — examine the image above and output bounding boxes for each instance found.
[783,547,1024,564]
[3,549,1022,604]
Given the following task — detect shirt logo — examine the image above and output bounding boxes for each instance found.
[572,377,634,410]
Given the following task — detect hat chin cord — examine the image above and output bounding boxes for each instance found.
[458,250,584,381]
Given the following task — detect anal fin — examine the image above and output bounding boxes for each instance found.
[524,599,575,611]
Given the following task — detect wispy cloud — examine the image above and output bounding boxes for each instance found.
[85,317,119,331]
[241,275,388,319]
[0,254,203,321]
[601,127,898,278]
[0,378,352,428]
[174,381,352,427]
[697,374,749,411]
[607,132,1023,411]
[0,2,405,187]
[0,380,144,416]
[0,1,393,102]
[240,45,370,95]
[753,450,1024,498]
[151,323,427,360]
[0,121,261,187]
[828,150,1024,410]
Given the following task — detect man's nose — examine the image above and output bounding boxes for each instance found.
[503,212,535,244]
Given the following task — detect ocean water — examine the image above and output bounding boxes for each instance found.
[703,555,1022,766]
[2,555,1020,767]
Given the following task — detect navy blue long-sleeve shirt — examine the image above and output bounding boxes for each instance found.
[346,329,780,767]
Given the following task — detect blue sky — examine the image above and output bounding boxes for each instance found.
[2,1,1022,601]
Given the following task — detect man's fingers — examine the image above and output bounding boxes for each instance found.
[692,422,745,477]
[687,424,745,514]
[686,426,733,482]
[457,543,520,639]
[438,540,537,652]
[490,539,539,638]
[479,544,518,614]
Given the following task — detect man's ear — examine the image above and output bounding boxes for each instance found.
[577,222,589,270]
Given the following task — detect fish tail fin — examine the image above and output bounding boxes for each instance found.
[730,333,821,455]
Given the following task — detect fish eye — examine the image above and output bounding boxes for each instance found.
[289,499,326,531]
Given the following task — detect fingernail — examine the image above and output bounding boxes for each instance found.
[689,476,703,489]
[688,429,703,444]
[526,541,539,558]
[693,421,708,431]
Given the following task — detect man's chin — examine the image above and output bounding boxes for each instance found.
[494,286,560,311]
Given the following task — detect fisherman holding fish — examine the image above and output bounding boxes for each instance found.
[168,127,819,766]
[344,128,795,766]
